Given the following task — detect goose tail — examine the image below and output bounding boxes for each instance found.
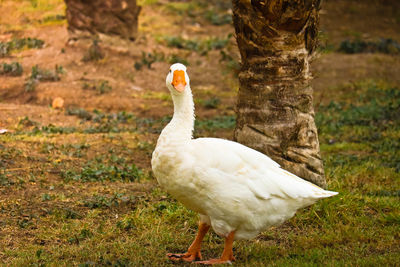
[314,189,339,199]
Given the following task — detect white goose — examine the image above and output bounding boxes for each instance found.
[151,63,338,265]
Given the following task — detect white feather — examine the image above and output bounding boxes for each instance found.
[152,64,338,240]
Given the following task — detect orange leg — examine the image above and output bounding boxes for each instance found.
[196,231,236,265]
[167,222,210,262]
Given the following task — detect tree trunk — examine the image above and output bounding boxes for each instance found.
[232,0,326,187]
[64,0,141,41]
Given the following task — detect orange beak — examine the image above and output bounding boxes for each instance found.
[171,70,186,93]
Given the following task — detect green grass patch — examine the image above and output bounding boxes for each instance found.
[316,83,400,141]
[83,193,136,210]
[204,9,232,25]
[164,35,231,55]
[134,51,165,70]
[219,49,240,74]
[61,157,143,182]
[134,51,190,70]
[38,14,65,24]
[82,79,112,94]
[195,115,235,133]
[316,81,400,193]
[0,37,44,57]
[163,0,232,26]
[66,108,93,121]
[81,40,104,62]
[163,2,198,16]
[202,96,221,109]
[24,64,64,92]
[15,111,236,136]
[0,62,23,76]
[338,38,400,54]
[137,0,159,6]
[2,78,399,265]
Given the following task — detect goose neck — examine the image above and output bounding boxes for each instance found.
[163,89,195,141]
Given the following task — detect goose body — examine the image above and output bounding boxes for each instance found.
[151,63,338,264]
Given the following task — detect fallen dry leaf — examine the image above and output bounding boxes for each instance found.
[52,97,65,109]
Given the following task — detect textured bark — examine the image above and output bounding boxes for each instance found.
[232,0,326,187]
[64,0,141,41]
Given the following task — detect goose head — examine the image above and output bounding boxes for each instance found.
[166,63,190,95]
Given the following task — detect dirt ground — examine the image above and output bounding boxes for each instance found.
[0,0,399,265]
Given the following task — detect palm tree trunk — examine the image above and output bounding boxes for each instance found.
[232,0,326,187]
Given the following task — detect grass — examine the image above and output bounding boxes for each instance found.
[0,0,399,264]
[317,35,400,54]
[0,62,23,76]
[0,37,44,57]
[195,115,235,134]
[10,0,66,29]
[0,79,400,266]
[338,38,400,54]
[19,0,62,12]
[219,49,240,75]
[163,0,232,26]
[1,81,400,265]
[82,80,112,94]
[24,64,64,91]
[316,83,400,175]
[134,51,190,70]
[81,40,104,62]
[204,10,232,26]
[202,97,221,109]
[134,51,165,70]
[0,3,398,259]
[163,35,231,55]
[38,14,65,24]
[61,159,143,182]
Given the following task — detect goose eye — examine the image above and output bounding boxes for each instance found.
[169,70,171,74]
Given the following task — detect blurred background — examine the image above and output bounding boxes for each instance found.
[0,0,399,265]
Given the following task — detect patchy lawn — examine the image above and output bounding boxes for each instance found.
[0,0,399,266]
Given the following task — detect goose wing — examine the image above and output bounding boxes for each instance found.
[189,138,337,200]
